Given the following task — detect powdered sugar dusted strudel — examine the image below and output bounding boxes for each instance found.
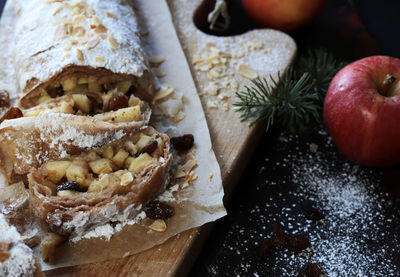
[0,112,146,183]
[13,0,154,108]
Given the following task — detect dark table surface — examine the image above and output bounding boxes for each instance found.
[190,0,400,276]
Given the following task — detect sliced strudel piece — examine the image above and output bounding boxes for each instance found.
[29,127,172,236]
[0,112,143,183]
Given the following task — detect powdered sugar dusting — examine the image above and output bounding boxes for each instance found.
[192,129,399,276]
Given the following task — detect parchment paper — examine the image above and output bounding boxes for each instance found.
[0,0,226,270]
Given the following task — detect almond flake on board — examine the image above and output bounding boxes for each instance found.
[76,49,84,62]
[238,64,258,80]
[149,55,166,66]
[153,87,174,101]
[149,219,167,232]
[154,68,166,78]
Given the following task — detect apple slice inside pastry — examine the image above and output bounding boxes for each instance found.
[23,90,151,125]
[28,127,172,236]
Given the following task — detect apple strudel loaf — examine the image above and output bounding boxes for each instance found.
[13,0,154,108]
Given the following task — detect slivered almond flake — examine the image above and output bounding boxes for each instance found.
[53,6,62,16]
[95,24,107,33]
[207,100,218,109]
[175,169,186,178]
[87,38,100,49]
[106,12,116,18]
[108,36,119,49]
[71,40,79,45]
[149,219,167,232]
[73,15,85,24]
[76,49,84,62]
[205,83,218,96]
[87,8,95,16]
[154,68,166,78]
[153,87,174,101]
[93,16,101,24]
[149,55,165,66]
[181,182,190,189]
[238,64,258,80]
[174,111,185,122]
[53,24,66,40]
[73,26,86,37]
[95,56,105,63]
[61,53,70,61]
[209,68,220,78]
[222,102,229,111]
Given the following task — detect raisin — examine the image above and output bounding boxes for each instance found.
[144,200,174,220]
[56,181,81,192]
[47,86,63,98]
[288,234,311,253]
[170,134,194,152]
[301,201,325,221]
[86,92,103,113]
[104,93,129,112]
[298,263,325,277]
[140,141,158,155]
[272,223,286,246]
[0,90,10,108]
[0,107,23,124]
[256,237,274,259]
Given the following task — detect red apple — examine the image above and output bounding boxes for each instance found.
[324,55,400,167]
[241,0,326,32]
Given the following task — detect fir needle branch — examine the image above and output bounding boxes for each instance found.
[234,69,320,132]
[234,48,346,132]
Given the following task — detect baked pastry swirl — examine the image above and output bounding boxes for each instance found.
[28,126,172,236]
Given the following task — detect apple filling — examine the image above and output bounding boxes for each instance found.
[23,90,147,123]
[36,131,166,197]
[31,74,135,106]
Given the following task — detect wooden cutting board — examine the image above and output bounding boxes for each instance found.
[47,0,296,276]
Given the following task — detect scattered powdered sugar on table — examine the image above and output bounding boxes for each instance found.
[191,129,399,276]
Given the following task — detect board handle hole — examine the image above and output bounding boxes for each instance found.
[192,0,256,36]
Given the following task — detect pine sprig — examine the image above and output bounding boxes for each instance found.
[234,48,346,132]
[296,48,348,101]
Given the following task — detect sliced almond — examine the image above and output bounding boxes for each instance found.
[207,100,218,109]
[95,56,105,63]
[149,219,167,232]
[153,87,174,101]
[95,24,107,33]
[149,55,165,66]
[76,49,84,62]
[108,36,119,49]
[154,68,166,78]
[87,38,100,50]
[53,24,67,40]
[238,64,258,80]
[106,12,117,19]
